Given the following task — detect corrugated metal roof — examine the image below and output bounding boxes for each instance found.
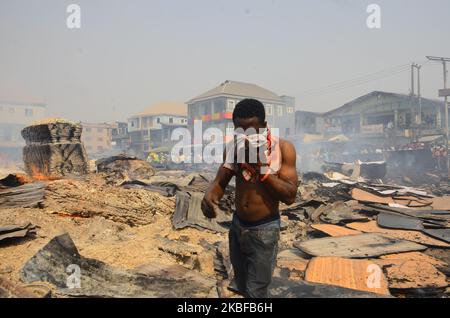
[134,101,187,117]
[188,80,282,103]
[305,257,390,295]
[324,91,444,117]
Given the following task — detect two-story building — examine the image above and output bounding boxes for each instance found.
[111,121,130,153]
[187,80,295,140]
[0,100,46,160]
[81,122,117,157]
[295,91,445,144]
[127,101,187,157]
[322,91,445,143]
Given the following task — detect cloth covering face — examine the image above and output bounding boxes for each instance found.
[224,127,281,182]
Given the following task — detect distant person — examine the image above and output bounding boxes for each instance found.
[201,99,298,298]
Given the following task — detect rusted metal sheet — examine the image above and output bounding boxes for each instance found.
[294,233,427,258]
[383,260,448,292]
[311,224,362,237]
[376,252,447,268]
[422,228,450,244]
[351,188,432,208]
[304,257,390,296]
[347,221,450,248]
[374,252,448,293]
[269,277,390,298]
[0,182,45,208]
[377,212,425,231]
[0,223,37,243]
[431,196,450,211]
[172,191,229,233]
[362,203,450,224]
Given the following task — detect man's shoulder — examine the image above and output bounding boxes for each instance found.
[276,139,296,164]
[278,139,296,152]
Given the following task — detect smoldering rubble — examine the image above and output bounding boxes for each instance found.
[0,123,450,298]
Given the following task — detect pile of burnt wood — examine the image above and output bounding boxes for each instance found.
[21,119,88,179]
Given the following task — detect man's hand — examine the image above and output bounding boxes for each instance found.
[260,140,298,205]
[201,151,234,219]
[201,195,221,219]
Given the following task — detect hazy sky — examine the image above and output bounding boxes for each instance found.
[1,0,449,122]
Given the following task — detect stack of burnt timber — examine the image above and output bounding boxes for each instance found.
[21,119,88,178]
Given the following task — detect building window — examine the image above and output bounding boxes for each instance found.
[86,127,92,132]
[97,128,103,133]
[157,117,160,124]
[278,106,283,116]
[169,117,173,124]
[25,109,33,117]
[285,128,290,136]
[265,105,273,116]
[98,137,103,142]
[287,107,294,114]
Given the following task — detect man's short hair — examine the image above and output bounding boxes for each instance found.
[232,99,266,125]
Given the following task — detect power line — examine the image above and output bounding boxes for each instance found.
[298,60,436,99]
[300,66,410,98]
[298,63,410,96]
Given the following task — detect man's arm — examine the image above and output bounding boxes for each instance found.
[201,164,234,219]
[261,141,298,205]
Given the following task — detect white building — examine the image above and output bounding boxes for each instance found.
[0,100,46,160]
[127,101,187,156]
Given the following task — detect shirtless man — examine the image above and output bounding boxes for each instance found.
[201,99,298,298]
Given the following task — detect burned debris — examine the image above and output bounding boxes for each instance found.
[0,223,37,244]
[20,233,217,298]
[21,119,88,179]
[0,277,51,298]
[0,175,45,208]
[1,158,449,298]
[0,117,449,299]
[173,191,230,233]
[96,154,156,185]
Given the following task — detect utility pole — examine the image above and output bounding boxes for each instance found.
[417,64,422,129]
[410,63,415,137]
[427,56,450,178]
[410,63,422,138]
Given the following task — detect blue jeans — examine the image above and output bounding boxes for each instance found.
[229,214,280,298]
